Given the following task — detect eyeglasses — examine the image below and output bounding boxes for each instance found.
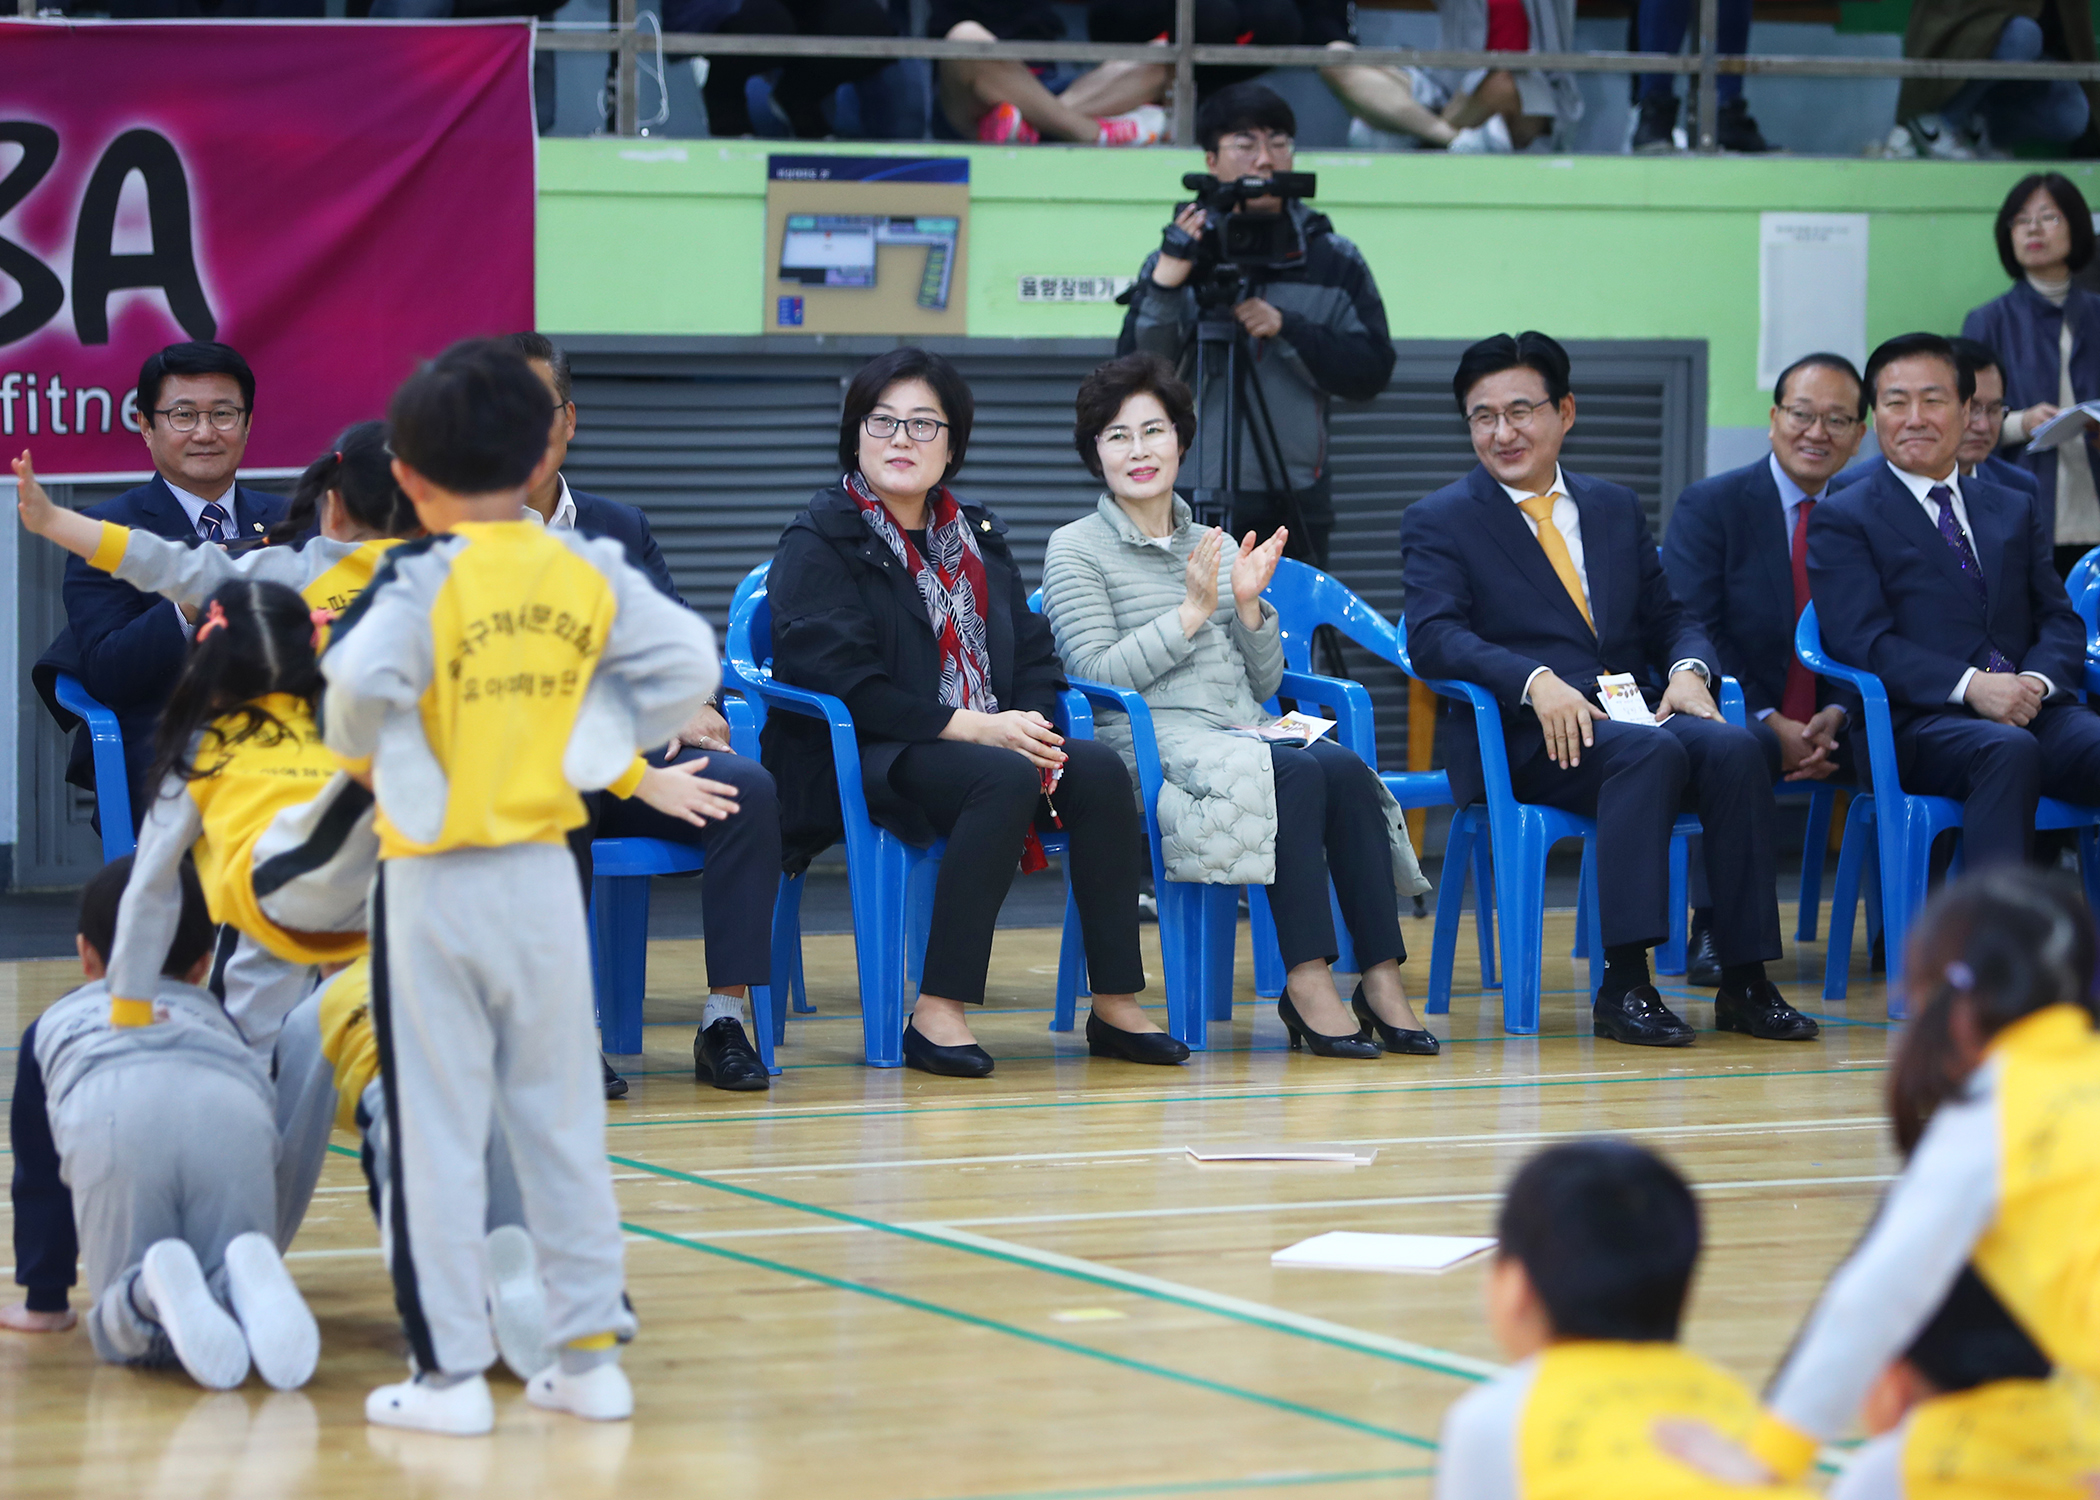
[1969,400,2009,424]
[154,405,248,433]
[1778,406,1861,438]
[1098,420,1175,453]
[2014,210,2067,233]
[1466,401,1554,435]
[863,414,948,444]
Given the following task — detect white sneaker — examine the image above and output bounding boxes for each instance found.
[1097,103,1166,147]
[1448,115,1513,154]
[527,1361,634,1422]
[1896,113,1976,160]
[140,1240,250,1390]
[366,1373,495,1436]
[484,1226,553,1381]
[223,1232,320,1390]
[1346,115,1422,151]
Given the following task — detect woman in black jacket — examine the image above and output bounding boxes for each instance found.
[762,348,1182,1076]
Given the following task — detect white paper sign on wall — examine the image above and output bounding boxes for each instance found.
[1758,212,1869,391]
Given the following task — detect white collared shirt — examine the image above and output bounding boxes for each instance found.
[522,475,578,531]
[164,478,240,541]
[1883,460,2053,703]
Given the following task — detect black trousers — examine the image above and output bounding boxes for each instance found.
[1896,701,2100,869]
[569,747,782,990]
[1510,714,1782,965]
[888,737,1147,1006]
[680,0,897,137]
[1267,739,1407,972]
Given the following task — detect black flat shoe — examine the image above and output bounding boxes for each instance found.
[903,1018,994,1078]
[601,1054,629,1100]
[1084,1011,1189,1066]
[1277,995,1381,1059]
[1685,915,1722,988]
[1714,979,1820,1041]
[694,1017,771,1091]
[1592,986,1696,1048]
[1350,984,1440,1056]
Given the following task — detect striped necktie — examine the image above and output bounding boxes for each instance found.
[197,501,230,543]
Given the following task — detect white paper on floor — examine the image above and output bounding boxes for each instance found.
[1271,1231,1497,1274]
[1185,1145,1378,1165]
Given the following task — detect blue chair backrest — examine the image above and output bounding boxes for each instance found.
[1263,557,1404,674]
[52,672,136,862]
[1394,617,1522,813]
[2066,545,2100,620]
[724,561,775,714]
[1794,602,1902,789]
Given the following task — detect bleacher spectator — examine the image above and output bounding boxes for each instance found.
[1303,0,1461,150]
[1399,0,1585,152]
[671,0,899,138]
[1086,1,1305,109]
[1888,4,2092,157]
[1631,0,1775,153]
[928,0,1167,144]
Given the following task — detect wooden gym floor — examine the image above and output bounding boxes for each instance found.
[0,904,1894,1500]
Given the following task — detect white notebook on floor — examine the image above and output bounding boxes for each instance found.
[1272,1231,1496,1274]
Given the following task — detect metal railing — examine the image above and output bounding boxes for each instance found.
[546,0,2100,152]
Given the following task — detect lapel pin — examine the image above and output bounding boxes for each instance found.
[252,522,263,532]
[980,520,991,532]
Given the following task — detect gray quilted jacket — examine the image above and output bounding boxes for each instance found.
[1042,495,1429,898]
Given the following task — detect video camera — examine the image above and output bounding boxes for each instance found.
[1179,171,1317,273]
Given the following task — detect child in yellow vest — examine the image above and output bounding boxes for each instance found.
[1436,1138,1818,1500]
[1747,868,2100,1485]
[1831,1265,2100,1499]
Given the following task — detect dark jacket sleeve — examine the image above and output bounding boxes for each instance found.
[1401,499,1549,707]
[1658,481,1758,707]
[64,550,189,717]
[769,527,956,743]
[1808,500,1973,707]
[1119,249,1194,364]
[11,1019,76,1312]
[1631,493,1716,681]
[1277,237,1396,403]
[624,510,683,606]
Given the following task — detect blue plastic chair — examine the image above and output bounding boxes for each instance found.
[1796,602,2100,1010]
[724,562,1093,1068]
[2066,545,2100,615]
[52,672,135,862]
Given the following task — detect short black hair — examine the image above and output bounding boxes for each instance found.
[136,341,256,427]
[1073,353,1195,480]
[1994,172,2094,280]
[1197,83,1296,155]
[1496,1140,1701,1342]
[78,855,216,978]
[1772,352,1866,420]
[1949,336,2005,388]
[388,338,553,494]
[1864,332,1974,407]
[838,347,975,485]
[1904,1267,2051,1393]
[1453,332,1572,414]
[503,330,572,405]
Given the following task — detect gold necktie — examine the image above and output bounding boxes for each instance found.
[1516,492,1593,633]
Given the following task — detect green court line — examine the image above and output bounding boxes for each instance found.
[621,1218,1439,1451]
[608,1152,1493,1384]
[922,1468,1436,1500]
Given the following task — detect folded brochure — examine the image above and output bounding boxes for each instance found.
[2024,400,2100,453]
[1271,1231,1497,1274]
[1222,710,1337,745]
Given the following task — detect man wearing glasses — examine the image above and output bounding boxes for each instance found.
[1404,331,1808,1048]
[33,341,287,828]
[1662,353,1867,984]
[1809,331,2100,871]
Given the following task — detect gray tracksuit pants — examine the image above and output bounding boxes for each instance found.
[56,1061,277,1366]
[371,844,629,1377]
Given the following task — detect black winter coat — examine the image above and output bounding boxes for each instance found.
[761,482,1065,873]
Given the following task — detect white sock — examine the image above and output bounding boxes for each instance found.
[702,992,748,1028]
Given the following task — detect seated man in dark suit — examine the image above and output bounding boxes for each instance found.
[507,332,784,1096]
[1809,331,2100,869]
[1831,337,2041,503]
[1662,352,1866,983]
[1403,332,1812,1047]
[32,342,287,828]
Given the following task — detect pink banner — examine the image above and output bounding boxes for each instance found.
[0,19,536,479]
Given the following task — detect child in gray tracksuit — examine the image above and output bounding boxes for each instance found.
[321,340,716,1435]
[34,856,319,1391]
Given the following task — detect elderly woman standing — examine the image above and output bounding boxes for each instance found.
[1041,354,1434,1059]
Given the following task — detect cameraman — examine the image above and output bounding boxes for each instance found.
[1118,82,1395,566]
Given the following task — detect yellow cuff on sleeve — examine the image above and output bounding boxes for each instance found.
[607,757,648,800]
[1746,1412,1820,1482]
[109,998,155,1028]
[566,1331,618,1352]
[89,521,130,574]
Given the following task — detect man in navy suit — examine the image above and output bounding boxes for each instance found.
[1403,333,1809,1047]
[509,332,783,1096]
[1830,337,2042,503]
[1809,331,2100,869]
[32,342,288,828]
[1662,352,1867,983]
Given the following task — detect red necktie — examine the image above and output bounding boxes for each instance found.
[1781,498,1817,723]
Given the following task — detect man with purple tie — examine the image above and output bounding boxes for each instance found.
[1808,331,2100,868]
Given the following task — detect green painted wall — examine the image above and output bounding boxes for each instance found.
[538,140,2100,429]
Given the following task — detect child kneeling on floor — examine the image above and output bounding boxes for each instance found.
[1436,1138,1815,1499]
[29,856,319,1390]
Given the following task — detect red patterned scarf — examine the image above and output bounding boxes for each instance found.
[847,471,996,713]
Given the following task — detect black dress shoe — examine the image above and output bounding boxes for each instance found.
[694,1017,771,1091]
[1714,979,1820,1041]
[1685,915,1722,988]
[902,1018,995,1078]
[1085,1011,1190,1065]
[601,1054,629,1100]
[1277,994,1381,1059]
[1350,983,1440,1056]
[1592,986,1696,1048]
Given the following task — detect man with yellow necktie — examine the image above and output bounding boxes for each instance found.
[1403,332,1810,1047]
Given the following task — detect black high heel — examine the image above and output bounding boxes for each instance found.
[1085,1012,1190,1066]
[1276,994,1381,1059]
[903,1018,995,1078]
[1350,983,1440,1056]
